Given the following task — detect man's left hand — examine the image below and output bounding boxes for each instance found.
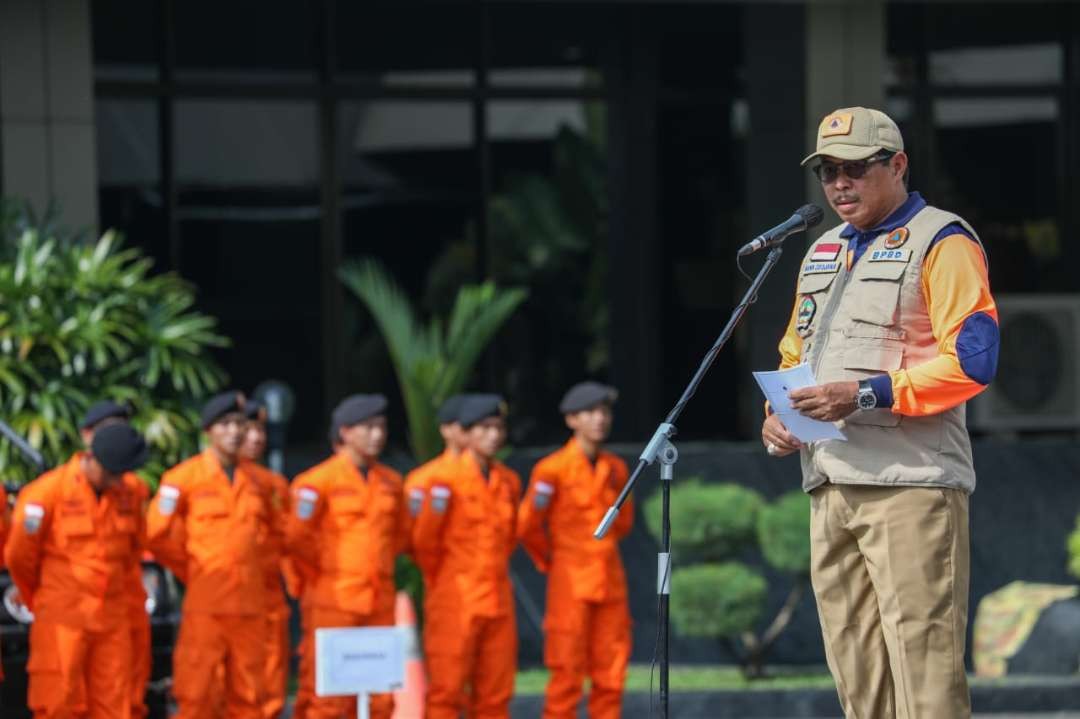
[789,381,858,422]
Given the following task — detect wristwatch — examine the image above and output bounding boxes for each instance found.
[856,380,878,411]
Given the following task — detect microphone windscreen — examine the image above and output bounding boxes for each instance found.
[797,204,825,229]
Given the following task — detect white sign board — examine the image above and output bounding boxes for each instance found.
[315,626,406,697]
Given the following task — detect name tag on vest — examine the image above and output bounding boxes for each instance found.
[868,248,912,263]
[802,261,842,274]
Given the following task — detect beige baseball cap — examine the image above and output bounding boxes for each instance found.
[801,107,904,166]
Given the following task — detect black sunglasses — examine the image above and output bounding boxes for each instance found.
[811,152,895,184]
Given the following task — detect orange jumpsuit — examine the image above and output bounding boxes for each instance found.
[0,484,9,681]
[260,470,292,719]
[145,451,279,719]
[412,452,521,719]
[402,449,460,582]
[5,454,145,719]
[286,453,409,719]
[518,440,633,719]
[127,482,151,719]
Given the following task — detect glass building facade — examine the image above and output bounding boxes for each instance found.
[84,1,1080,448]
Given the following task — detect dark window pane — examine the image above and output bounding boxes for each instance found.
[486,100,609,444]
[336,3,477,87]
[174,100,323,437]
[96,99,166,268]
[489,5,610,88]
[174,0,319,82]
[92,0,159,81]
[337,100,478,438]
[932,97,1064,293]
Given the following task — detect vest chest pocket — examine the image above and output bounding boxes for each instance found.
[842,322,905,428]
[848,261,907,326]
[797,271,839,297]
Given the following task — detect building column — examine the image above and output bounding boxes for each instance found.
[0,0,97,230]
[805,0,887,209]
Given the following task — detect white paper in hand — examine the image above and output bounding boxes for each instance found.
[753,365,846,443]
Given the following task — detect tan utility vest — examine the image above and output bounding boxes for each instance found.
[795,205,981,494]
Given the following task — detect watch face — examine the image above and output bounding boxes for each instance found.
[858,391,877,410]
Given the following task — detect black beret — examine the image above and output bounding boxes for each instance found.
[91,423,149,474]
[559,381,618,414]
[332,394,388,428]
[436,395,467,425]
[201,391,245,429]
[244,399,267,422]
[80,400,131,430]
[457,394,507,428]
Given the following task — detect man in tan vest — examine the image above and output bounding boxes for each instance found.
[762,107,999,719]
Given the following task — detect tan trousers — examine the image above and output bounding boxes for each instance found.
[810,484,971,719]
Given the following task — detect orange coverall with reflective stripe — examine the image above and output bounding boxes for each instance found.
[286,453,409,719]
[5,454,145,719]
[145,451,279,719]
[412,452,521,719]
[518,439,633,719]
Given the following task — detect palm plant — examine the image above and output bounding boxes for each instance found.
[340,258,527,462]
[0,199,229,485]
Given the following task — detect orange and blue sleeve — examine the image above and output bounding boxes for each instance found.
[766,285,806,416]
[869,228,999,416]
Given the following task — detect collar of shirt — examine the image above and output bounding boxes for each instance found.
[839,191,926,267]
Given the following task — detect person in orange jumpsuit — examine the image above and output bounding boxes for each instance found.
[0,482,9,682]
[518,382,633,719]
[412,394,522,719]
[286,394,409,719]
[238,400,295,719]
[6,423,150,719]
[289,422,341,719]
[78,400,155,719]
[145,391,280,719]
[403,394,467,578]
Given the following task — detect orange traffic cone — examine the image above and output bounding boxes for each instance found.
[392,590,426,719]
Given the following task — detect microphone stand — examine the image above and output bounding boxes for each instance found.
[594,245,788,718]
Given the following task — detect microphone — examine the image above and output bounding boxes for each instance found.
[737,204,825,257]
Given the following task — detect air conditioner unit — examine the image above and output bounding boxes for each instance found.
[969,294,1080,431]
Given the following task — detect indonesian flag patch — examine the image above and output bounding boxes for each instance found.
[810,242,842,262]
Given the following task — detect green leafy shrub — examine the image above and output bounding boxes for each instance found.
[643,479,811,678]
[340,259,527,462]
[643,478,765,561]
[757,491,812,575]
[671,563,767,639]
[0,199,229,486]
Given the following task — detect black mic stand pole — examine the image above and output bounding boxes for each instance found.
[594,245,788,719]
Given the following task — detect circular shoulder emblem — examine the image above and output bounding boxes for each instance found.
[796,295,817,337]
[883,227,909,249]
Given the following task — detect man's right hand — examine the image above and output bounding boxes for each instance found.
[761,413,802,457]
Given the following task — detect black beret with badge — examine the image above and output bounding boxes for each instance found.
[80,399,132,430]
[91,423,149,474]
[436,395,467,425]
[332,394,388,428]
[200,390,246,429]
[457,394,507,428]
[558,381,618,414]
